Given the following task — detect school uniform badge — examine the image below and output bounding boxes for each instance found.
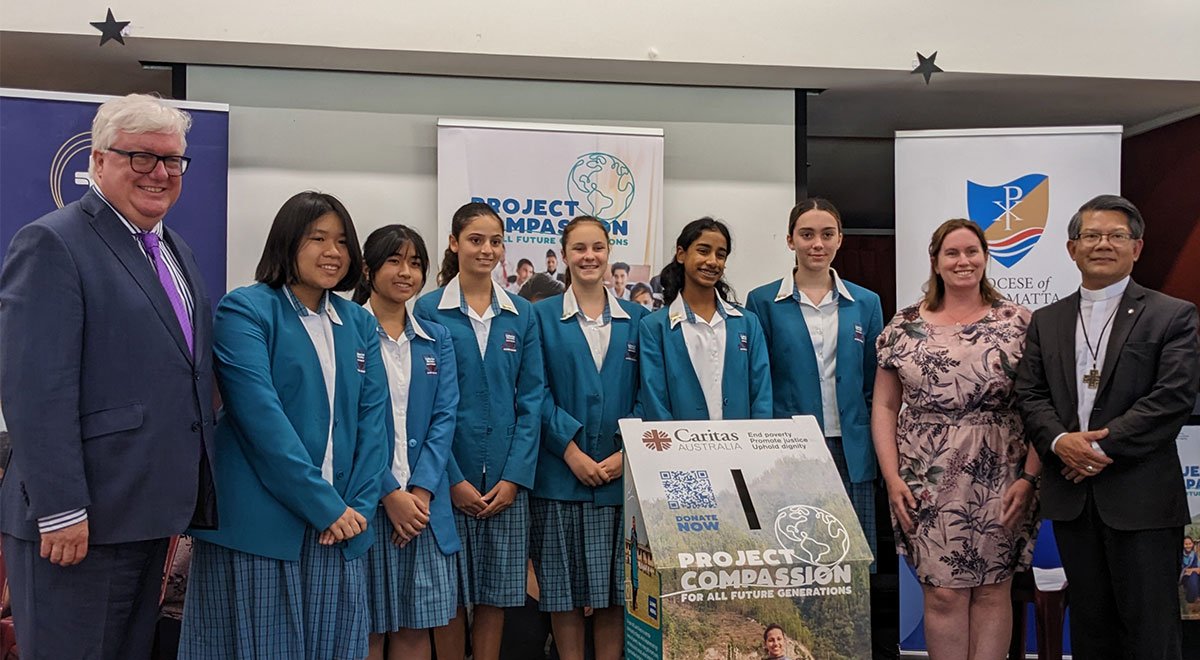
[738,332,748,351]
[853,323,865,344]
[356,350,366,373]
[502,331,518,352]
[424,354,438,375]
[625,342,639,361]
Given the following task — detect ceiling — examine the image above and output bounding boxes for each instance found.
[4,29,1200,140]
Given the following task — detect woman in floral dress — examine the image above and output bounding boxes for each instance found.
[872,219,1041,660]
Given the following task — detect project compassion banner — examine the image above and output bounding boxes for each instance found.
[437,119,663,295]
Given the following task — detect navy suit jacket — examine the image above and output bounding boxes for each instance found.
[0,188,217,544]
[1015,280,1200,529]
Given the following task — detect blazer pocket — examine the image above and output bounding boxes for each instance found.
[80,403,144,440]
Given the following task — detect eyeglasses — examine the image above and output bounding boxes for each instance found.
[106,148,191,176]
[1071,232,1136,247]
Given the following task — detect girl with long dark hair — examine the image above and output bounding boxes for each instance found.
[637,217,771,421]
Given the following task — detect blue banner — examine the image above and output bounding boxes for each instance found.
[1,91,229,305]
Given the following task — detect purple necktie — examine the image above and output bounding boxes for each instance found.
[138,232,193,355]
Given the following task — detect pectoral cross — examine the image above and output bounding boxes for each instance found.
[1082,368,1101,389]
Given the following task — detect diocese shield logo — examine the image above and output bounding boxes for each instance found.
[966,174,1049,268]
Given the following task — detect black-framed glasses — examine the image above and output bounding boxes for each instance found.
[107,148,191,176]
[1071,232,1135,247]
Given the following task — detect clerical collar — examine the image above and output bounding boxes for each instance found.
[1080,276,1129,302]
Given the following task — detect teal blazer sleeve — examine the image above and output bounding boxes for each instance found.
[637,311,673,421]
[341,315,390,523]
[212,289,346,531]
[745,311,774,419]
[501,314,545,488]
[408,325,460,494]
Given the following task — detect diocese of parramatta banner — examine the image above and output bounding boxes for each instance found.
[0,89,230,304]
[895,126,1122,310]
[893,125,1122,655]
[436,119,663,297]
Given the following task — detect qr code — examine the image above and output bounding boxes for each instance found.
[660,470,716,510]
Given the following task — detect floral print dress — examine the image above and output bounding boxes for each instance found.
[877,299,1037,587]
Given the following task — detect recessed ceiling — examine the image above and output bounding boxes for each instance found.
[4,29,1199,139]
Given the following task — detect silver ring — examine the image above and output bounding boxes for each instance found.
[1085,465,1094,472]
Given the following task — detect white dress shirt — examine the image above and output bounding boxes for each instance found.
[668,295,743,421]
[563,286,631,371]
[364,299,436,490]
[438,275,519,358]
[774,269,855,437]
[1051,275,1129,453]
[291,288,342,484]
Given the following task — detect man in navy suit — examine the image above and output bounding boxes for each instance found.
[0,93,218,659]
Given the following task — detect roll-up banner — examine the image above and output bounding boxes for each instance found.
[436,119,664,298]
[0,88,230,304]
[893,126,1123,656]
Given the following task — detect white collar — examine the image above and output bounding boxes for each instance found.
[437,275,519,315]
[774,268,854,303]
[561,285,631,321]
[283,287,343,325]
[668,293,741,329]
[1079,276,1130,303]
[362,298,433,341]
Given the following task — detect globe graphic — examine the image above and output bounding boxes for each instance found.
[567,153,635,222]
[773,505,851,567]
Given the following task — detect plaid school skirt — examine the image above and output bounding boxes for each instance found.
[453,489,530,608]
[529,497,624,612]
[365,505,459,631]
[179,528,368,660]
[827,436,879,572]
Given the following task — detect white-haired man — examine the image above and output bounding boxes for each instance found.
[0,93,218,659]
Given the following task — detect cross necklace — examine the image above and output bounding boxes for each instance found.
[1078,302,1119,390]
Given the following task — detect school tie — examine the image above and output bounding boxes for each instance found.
[138,231,193,355]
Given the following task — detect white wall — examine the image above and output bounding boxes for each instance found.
[187,66,797,297]
[5,1,1198,82]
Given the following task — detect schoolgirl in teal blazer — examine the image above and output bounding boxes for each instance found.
[183,192,387,659]
[638,217,772,421]
[534,291,644,504]
[746,274,882,481]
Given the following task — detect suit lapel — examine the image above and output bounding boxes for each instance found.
[1056,292,1080,406]
[598,315,629,379]
[721,315,745,411]
[84,191,193,363]
[563,311,605,392]
[1098,282,1146,395]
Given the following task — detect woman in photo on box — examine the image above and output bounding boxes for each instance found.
[745,198,885,568]
[413,202,545,660]
[872,219,1040,660]
[638,217,772,421]
[181,192,389,659]
[353,224,461,660]
[531,215,646,660]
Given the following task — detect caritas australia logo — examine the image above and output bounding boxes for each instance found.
[966,173,1049,268]
[642,429,672,452]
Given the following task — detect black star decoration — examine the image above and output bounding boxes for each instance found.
[911,51,944,84]
[91,9,130,46]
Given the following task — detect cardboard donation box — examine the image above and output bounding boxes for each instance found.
[621,417,873,660]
